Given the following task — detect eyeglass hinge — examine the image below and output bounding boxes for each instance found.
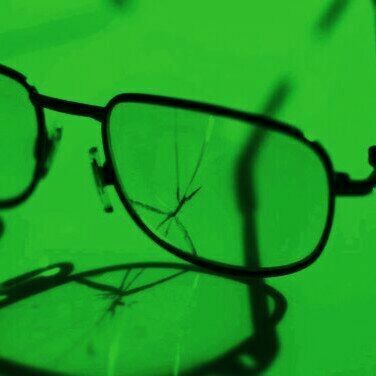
[334,146,376,196]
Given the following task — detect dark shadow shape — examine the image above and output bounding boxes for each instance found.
[185,285,287,376]
[107,0,129,9]
[232,78,292,374]
[261,80,292,117]
[0,357,67,376]
[0,9,118,60]
[315,0,351,35]
[0,221,68,375]
[0,263,74,308]
[0,260,287,376]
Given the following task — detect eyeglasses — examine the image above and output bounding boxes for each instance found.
[1,64,375,278]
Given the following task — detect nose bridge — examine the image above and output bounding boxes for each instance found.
[31,92,106,122]
[32,91,115,212]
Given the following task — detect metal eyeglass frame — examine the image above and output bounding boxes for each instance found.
[1,63,375,278]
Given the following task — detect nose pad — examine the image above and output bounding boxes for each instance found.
[38,126,63,178]
[89,147,114,213]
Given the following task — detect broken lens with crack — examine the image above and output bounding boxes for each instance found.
[107,100,330,270]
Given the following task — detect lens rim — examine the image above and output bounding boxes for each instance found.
[0,65,48,209]
[103,93,335,278]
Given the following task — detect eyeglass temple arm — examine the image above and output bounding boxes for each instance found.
[31,92,105,122]
[334,146,376,196]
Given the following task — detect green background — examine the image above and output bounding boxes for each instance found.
[0,0,375,375]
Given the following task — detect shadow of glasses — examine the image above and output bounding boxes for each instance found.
[0,254,287,376]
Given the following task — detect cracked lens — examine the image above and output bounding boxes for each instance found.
[129,113,214,256]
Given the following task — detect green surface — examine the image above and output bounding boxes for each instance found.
[0,1,375,375]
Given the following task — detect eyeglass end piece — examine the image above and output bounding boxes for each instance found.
[368,146,376,168]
